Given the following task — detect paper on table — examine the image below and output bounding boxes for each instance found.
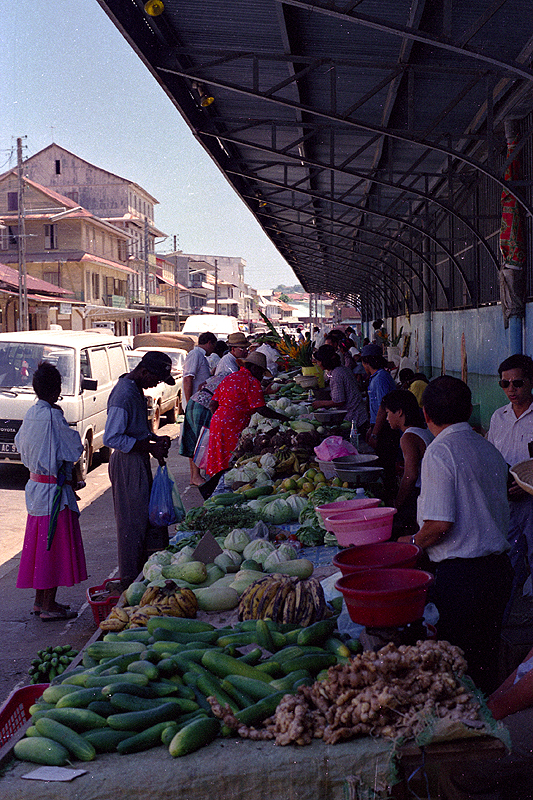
[22,766,88,782]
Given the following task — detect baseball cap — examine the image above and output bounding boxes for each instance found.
[139,351,175,385]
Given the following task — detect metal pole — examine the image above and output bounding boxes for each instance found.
[214,259,218,315]
[144,216,150,332]
[17,138,28,331]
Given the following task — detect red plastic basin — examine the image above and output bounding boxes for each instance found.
[315,497,380,524]
[332,542,421,576]
[335,568,434,627]
[324,506,397,546]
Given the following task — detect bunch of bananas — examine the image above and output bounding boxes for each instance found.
[99,584,198,631]
[238,574,328,626]
[274,448,301,475]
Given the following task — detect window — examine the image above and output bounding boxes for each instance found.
[88,347,110,386]
[44,224,57,250]
[118,239,127,261]
[91,272,100,300]
[64,190,79,203]
[43,271,60,286]
[7,192,18,211]
[55,160,61,175]
[8,226,18,249]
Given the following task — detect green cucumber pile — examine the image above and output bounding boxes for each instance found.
[28,645,79,683]
[15,616,360,766]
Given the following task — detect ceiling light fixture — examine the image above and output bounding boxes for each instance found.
[192,81,214,107]
[144,0,164,16]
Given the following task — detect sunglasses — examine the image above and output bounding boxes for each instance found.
[499,379,526,389]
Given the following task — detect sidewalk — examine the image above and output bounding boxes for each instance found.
[0,421,203,703]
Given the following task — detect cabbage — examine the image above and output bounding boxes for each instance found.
[255,469,274,485]
[145,550,172,567]
[252,547,278,566]
[277,543,298,560]
[143,563,163,581]
[261,498,292,524]
[260,452,276,469]
[290,420,315,433]
[224,529,251,553]
[249,413,263,427]
[171,545,196,564]
[225,464,259,484]
[243,538,275,560]
[286,494,309,520]
[263,549,289,571]
[284,404,299,418]
[222,548,243,567]
[276,396,291,410]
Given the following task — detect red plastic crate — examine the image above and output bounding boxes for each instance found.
[86,579,122,625]
[0,684,49,747]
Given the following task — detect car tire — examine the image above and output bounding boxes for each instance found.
[167,395,180,424]
[151,403,161,433]
[78,436,93,481]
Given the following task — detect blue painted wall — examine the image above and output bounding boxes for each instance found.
[385,304,533,430]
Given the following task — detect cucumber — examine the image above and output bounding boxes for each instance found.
[90,652,144,675]
[42,684,79,704]
[195,673,239,713]
[87,700,116,717]
[238,647,263,665]
[265,558,314,579]
[220,680,254,709]
[243,485,273,500]
[34,717,96,761]
[324,636,351,659]
[146,617,214,635]
[84,673,149,689]
[56,688,104,708]
[81,728,137,753]
[255,619,275,652]
[86,641,146,660]
[14,736,69,766]
[117,721,172,754]
[40,707,108,731]
[234,692,286,726]
[152,627,220,645]
[211,492,245,506]
[201,651,272,683]
[110,693,198,714]
[168,717,220,757]
[126,660,159,681]
[107,702,185,731]
[280,653,336,675]
[216,631,257,648]
[116,629,152,644]
[161,711,207,745]
[255,660,282,677]
[29,702,56,714]
[225,675,279,701]
[101,682,160,699]
[297,619,338,647]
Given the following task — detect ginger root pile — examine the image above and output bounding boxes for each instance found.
[210,639,482,745]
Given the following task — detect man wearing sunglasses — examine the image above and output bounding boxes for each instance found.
[488,354,533,605]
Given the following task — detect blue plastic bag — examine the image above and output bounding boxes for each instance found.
[149,464,178,527]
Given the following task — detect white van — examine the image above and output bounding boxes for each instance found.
[0,331,128,478]
[181,314,240,341]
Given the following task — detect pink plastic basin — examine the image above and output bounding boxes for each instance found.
[335,568,434,627]
[324,506,397,546]
[315,497,380,524]
[332,542,421,576]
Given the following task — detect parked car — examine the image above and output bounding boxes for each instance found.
[181,314,240,341]
[127,346,186,432]
[0,331,129,479]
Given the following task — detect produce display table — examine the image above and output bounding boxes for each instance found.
[1,736,397,800]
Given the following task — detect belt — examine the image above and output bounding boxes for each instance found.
[30,473,74,486]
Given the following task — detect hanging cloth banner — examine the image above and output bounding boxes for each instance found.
[499,138,526,328]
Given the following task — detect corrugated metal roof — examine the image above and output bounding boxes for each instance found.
[97,0,533,313]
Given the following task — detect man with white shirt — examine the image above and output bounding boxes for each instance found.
[488,354,533,602]
[400,375,511,694]
[215,332,249,378]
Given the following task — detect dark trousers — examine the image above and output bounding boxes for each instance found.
[375,422,401,506]
[432,552,513,695]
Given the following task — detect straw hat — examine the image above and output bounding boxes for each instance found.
[227,332,249,348]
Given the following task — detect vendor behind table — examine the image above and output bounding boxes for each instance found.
[311,344,369,436]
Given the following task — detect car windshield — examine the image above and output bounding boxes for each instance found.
[126,354,143,370]
[0,343,76,394]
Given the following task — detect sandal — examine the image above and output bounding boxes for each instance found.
[32,602,70,615]
[40,608,78,621]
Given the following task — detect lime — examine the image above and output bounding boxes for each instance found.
[304,468,317,480]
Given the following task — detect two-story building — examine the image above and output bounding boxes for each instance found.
[0,175,140,332]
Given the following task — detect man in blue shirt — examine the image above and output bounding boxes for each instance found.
[362,343,399,505]
[104,351,172,588]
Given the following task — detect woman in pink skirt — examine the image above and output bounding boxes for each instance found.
[15,361,87,621]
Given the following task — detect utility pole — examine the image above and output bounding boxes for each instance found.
[173,235,180,331]
[214,258,218,314]
[17,137,28,331]
[144,216,150,332]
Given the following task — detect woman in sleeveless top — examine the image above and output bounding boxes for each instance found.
[383,389,434,536]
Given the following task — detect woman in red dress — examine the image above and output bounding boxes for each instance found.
[206,352,286,476]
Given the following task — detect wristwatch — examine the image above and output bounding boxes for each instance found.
[410,534,417,546]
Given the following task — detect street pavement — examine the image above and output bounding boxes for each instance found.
[0,420,203,703]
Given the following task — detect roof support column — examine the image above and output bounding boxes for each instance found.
[422,237,432,376]
[504,118,524,356]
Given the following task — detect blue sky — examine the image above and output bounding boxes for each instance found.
[1,0,296,290]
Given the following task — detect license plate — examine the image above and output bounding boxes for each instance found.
[0,443,18,454]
